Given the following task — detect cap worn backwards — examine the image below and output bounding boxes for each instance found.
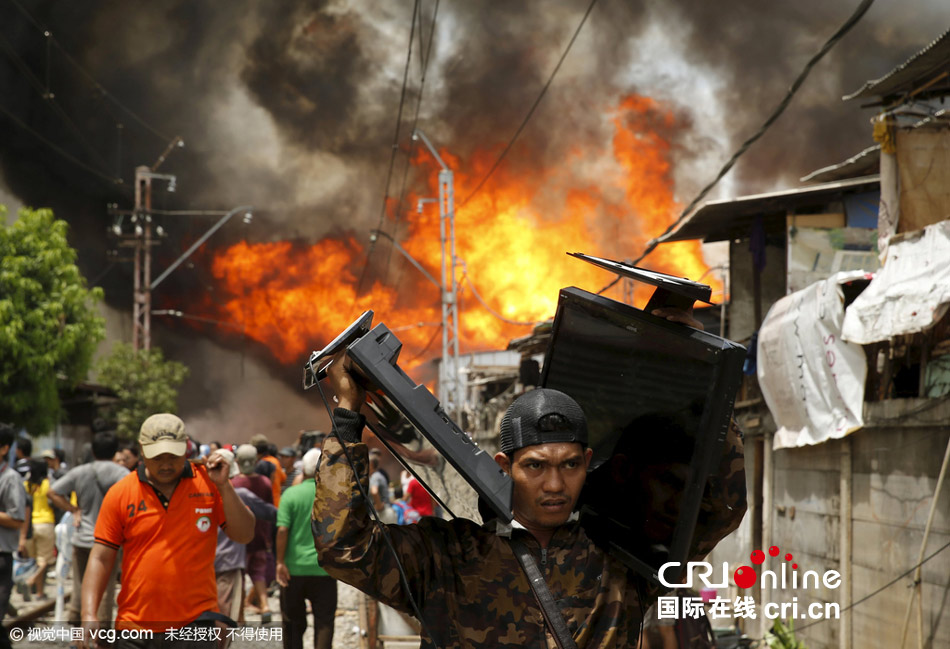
[499,388,588,454]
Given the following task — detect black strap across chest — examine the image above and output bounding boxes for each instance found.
[508,537,579,649]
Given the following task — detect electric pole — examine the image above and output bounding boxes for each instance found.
[413,129,464,422]
[131,165,152,351]
[108,136,252,352]
[127,164,176,351]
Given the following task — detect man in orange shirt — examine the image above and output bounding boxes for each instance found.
[80,414,254,648]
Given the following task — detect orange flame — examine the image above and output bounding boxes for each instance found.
[203,94,719,367]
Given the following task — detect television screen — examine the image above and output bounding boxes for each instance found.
[541,286,745,583]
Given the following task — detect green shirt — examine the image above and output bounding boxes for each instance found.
[277,479,328,577]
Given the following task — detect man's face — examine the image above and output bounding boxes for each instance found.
[639,462,689,542]
[120,449,138,470]
[279,455,294,470]
[495,442,592,533]
[142,451,186,488]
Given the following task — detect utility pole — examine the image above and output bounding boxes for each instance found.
[109,136,253,352]
[131,166,152,351]
[121,137,182,351]
[128,164,176,351]
[413,129,463,422]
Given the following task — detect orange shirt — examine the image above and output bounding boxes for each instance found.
[94,462,225,631]
[260,455,285,507]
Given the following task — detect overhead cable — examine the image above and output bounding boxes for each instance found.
[598,0,876,295]
[385,0,441,282]
[459,0,600,207]
[7,0,173,143]
[0,29,115,178]
[0,99,124,186]
[460,264,544,327]
[763,536,950,639]
[356,0,422,300]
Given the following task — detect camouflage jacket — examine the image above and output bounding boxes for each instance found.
[312,408,746,649]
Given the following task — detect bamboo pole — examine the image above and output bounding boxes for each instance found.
[899,433,950,648]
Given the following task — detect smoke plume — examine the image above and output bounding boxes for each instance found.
[0,0,946,437]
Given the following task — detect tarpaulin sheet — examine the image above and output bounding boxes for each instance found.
[758,271,868,449]
[842,220,950,344]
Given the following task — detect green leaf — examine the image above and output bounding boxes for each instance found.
[95,342,189,438]
[0,206,105,433]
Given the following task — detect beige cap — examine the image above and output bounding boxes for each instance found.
[235,444,258,475]
[139,413,187,459]
[216,448,240,479]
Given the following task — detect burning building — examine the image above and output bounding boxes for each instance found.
[0,1,946,443]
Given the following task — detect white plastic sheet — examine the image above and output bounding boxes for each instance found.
[842,220,950,344]
[758,271,869,449]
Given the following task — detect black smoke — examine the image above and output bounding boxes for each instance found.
[0,0,946,322]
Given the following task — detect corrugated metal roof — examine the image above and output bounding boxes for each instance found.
[657,175,880,244]
[801,144,881,183]
[844,28,950,103]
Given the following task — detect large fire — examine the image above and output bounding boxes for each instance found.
[202,94,718,368]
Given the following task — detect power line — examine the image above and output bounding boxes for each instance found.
[6,0,173,143]
[0,29,115,178]
[356,0,421,301]
[763,536,950,639]
[0,99,124,186]
[459,265,544,327]
[406,323,443,362]
[385,0,441,282]
[598,0,876,294]
[459,0,600,208]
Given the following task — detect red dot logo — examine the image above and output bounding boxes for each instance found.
[793,563,798,569]
[769,546,780,557]
[750,550,765,565]
[785,553,793,561]
[734,566,757,589]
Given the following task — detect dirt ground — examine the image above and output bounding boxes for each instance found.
[6,572,364,649]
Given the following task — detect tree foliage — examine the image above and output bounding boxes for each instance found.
[96,342,189,438]
[0,206,105,434]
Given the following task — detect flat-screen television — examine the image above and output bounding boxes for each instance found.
[541,286,745,584]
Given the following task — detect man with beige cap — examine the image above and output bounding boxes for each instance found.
[80,413,255,647]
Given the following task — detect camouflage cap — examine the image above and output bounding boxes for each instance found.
[499,388,588,454]
[139,413,187,459]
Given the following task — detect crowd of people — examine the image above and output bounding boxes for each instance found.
[0,306,745,649]
[0,421,355,649]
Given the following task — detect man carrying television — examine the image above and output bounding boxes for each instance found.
[311,305,746,649]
